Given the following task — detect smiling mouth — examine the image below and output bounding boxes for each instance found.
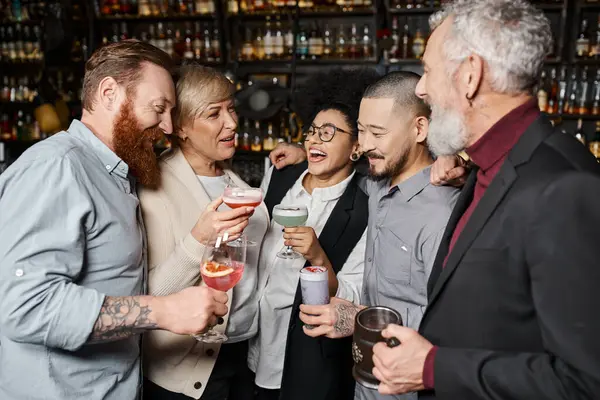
[308,148,328,162]
[219,136,235,143]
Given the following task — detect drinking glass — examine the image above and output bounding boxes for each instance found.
[272,204,309,259]
[223,186,263,247]
[194,235,247,343]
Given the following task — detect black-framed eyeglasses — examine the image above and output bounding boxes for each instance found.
[303,123,352,143]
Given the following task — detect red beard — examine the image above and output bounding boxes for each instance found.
[112,100,162,189]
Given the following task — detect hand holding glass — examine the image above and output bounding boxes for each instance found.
[194,235,247,343]
[273,204,309,259]
[223,186,263,246]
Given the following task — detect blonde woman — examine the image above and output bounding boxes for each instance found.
[140,64,270,400]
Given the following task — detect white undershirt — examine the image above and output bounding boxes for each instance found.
[196,174,269,343]
[247,167,366,389]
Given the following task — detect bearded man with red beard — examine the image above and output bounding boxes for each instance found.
[0,40,230,400]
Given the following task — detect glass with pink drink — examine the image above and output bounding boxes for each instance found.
[223,186,263,246]
[194,236,247,343]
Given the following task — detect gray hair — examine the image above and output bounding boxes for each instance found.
[430,0,553,94]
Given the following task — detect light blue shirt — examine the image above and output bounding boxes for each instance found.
[0,120,146,400]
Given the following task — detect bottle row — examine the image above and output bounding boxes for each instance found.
[0,0,47,23]
[99,0,216,17]
[389,0,449,9]
[384,17,427,61]
[0,25,44,63]
[557,119,600,160]
[535,66,600,116]
[226,0,373,14]
[0,111,45,142]
[1,72,82,105]
[100,22,222,63]
[236,116,303,152]
[575,15,600,60]
[237,19,377,61]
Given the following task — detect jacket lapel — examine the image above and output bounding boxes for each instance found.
[163,148,212,208]
[427,116,554,308]
[427,169,477,295]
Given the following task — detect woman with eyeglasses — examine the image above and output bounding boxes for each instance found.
[247,68,380,400]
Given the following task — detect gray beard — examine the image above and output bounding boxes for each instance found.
[427,103,469,157]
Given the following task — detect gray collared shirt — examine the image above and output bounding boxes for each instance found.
[0,120,146,400]
[355,166,459,400]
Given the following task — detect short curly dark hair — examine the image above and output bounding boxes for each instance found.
[295,68,381,137]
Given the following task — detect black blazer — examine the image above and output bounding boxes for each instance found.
[418,116,600,399]
[264,163,369,400]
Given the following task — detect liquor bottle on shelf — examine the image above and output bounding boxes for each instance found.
[348,23,360,59]
[241,28,254,61]
[212,26,221,61]
[589,121,600,161]
[401,23,411,59]
[193,22,203,60]
[263,122,276,151]
[592,15,600,60]
[537,70,548,113]
[204,25,214,62]
[414,0,425,8]
[323,24,333,59]
[389,16,400,63]
[362,24,373,59]
[592,69,600,115]
[579,66,590,115]
[183,25,195,60]
[412,25,425,60]
[335,25,347,59]
[274,17,284,60]
[251,120,262,152]
[285,23,294,58]
[138,0,152,15]
[228,0,239,14]
[297,27,309,60]
[576,19,590,59]
[264,17,274,60]
[255,27,265,60]
[575,119,587,146]
[557,66,568,114]
[548,67,559,115]
[308,22,324,60]
[564,68,579,115]
[240,119,251,151]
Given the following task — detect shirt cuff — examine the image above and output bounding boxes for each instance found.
[422,346,438,390]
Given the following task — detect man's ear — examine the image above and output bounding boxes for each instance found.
[415,116,429,144]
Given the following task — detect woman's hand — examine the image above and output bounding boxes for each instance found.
[283,226,326,264]
[269,143,307,170]
[191,197,254,244]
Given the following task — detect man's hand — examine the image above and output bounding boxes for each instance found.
[283,226,326,264]
[430,155,468,187]
[372,324,433,395]
[191,197,254,244]
[269,142,307,169]
[155,286,228,335]
[300,297,363,338]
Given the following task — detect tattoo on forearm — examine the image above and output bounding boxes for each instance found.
[333,303,359,337]
[88,296,157,343]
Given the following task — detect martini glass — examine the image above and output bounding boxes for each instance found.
[223,186,263,247]
[194,235,247,343]
[273,204,309,259]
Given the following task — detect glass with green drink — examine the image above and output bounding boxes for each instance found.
[272,204,309,259]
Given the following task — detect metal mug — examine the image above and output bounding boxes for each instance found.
[352,306,402,389]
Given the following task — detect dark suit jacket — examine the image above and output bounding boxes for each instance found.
[419,116,600,399]
[263,163,369,400]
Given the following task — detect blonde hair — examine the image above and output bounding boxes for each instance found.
[174,64,235,134]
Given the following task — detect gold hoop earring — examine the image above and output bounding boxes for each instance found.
[466,93,474,107]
